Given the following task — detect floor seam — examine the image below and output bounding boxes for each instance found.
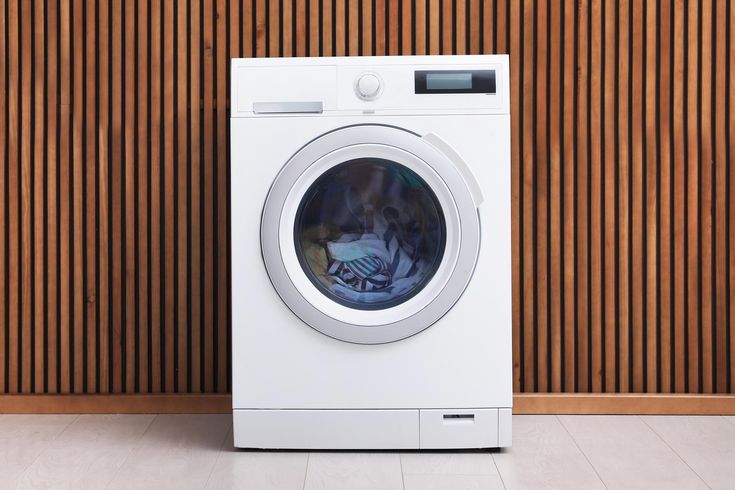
[556,415,610,490]
[103,414,158,490]
[638,415,713,490]
[723,416,735,429]
[491,451,508,490]
[202,421,234,489]
[14,413,80,485]
[302,452,311,490]
[399,452,406,490]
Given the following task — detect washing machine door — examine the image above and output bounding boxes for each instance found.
[261,124,482,344]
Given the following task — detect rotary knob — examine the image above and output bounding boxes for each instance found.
[355,73,382,100]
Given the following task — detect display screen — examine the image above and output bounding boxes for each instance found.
[414,69,496,94]
[426,73,473,90]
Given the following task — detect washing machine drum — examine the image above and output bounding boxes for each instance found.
[261,124,481,344]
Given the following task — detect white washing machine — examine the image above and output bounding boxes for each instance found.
[230,55,512,449]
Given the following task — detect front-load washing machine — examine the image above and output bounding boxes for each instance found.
[231,55,512,449]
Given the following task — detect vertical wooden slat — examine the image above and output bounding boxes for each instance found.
[322,0,333,56]
[202,0,215,393]
[415,0,426,55]
[562,0,576,392]
[189,0,202,393]
[215,0,228,393]
[672,0,686,393]
[244,0,254,57]
[659,0,672,393]
[363,0,373,55]
[631,0,644,392]
[729,0,735,393]
[8,0,18,393]
[589,0,603,394]
[469,0,479,54]
[482,0,493,53]
[699,0,714,394]
[402,0,412,54]
[124,0,137,394]
[138,0,150,394]
[496,0,506,53]
[430,0,440,54]
[535,0,549,393]
[335,0,345,56]
[149,0,162,393]
[7,0,19,395]
[455,0,466,54]
[375,0,385,55]
[388,0,398,55]
[310,0,319,55]
[256,0,266,56]
[349,0,358,56]
[109,0,122,394]
[442,0,451,54]
[509,0,521,392]
[686,0,700,393]
[20,0,33,394]
[59,0,71,394]
[618,0,631,393]
[521,0,535,393]
[84,0,97,393]
[548,0,562,393]
[33,0,46,392]
[71,0,84,394]
[270,0,280,56]
[97,0,109,394]
[644,0,658,393]
[0,0,6,394]
[282,0,292,56]
[178,0,190,392]
[713,0,728,394]
[162,0,175,394]
[576,0,590,392]
[602,0,617,393]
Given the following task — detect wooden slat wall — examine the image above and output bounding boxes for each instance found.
[0,0,733,395]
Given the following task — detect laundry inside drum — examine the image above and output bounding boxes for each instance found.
[294,158,447,311]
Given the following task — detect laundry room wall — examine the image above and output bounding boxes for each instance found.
[0,1,734,413]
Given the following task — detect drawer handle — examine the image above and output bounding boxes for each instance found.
[443,414,475,423]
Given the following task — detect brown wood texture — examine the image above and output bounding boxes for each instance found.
[0,0,733,397]
[0,393,734,415]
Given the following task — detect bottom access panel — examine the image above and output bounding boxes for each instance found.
[233,408,512,449]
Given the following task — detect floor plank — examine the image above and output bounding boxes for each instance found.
[205,427,308,490]
[559,415,707,489]
[401,452,504,490]
[401,451,498,475]
[492,415,604,489]
[16,414,154,489]
[0,415,77,487]
[106,414,231,490]
[642,416,735,489]
[403,473,505,490]
[304,453,403,490]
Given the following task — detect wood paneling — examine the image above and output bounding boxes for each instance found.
[0,0,733,397]
[0,393,734,415]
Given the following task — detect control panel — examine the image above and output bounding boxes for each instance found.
[231,55,509,116]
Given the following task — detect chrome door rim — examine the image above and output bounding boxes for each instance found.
[261,124,481,344]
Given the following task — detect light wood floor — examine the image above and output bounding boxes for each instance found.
[2,414,734,489]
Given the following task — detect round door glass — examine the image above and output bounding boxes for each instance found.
[294,158,447,310]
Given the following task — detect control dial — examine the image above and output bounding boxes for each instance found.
[355,72,382,101]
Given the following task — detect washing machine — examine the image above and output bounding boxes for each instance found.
[230,55,512,449]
